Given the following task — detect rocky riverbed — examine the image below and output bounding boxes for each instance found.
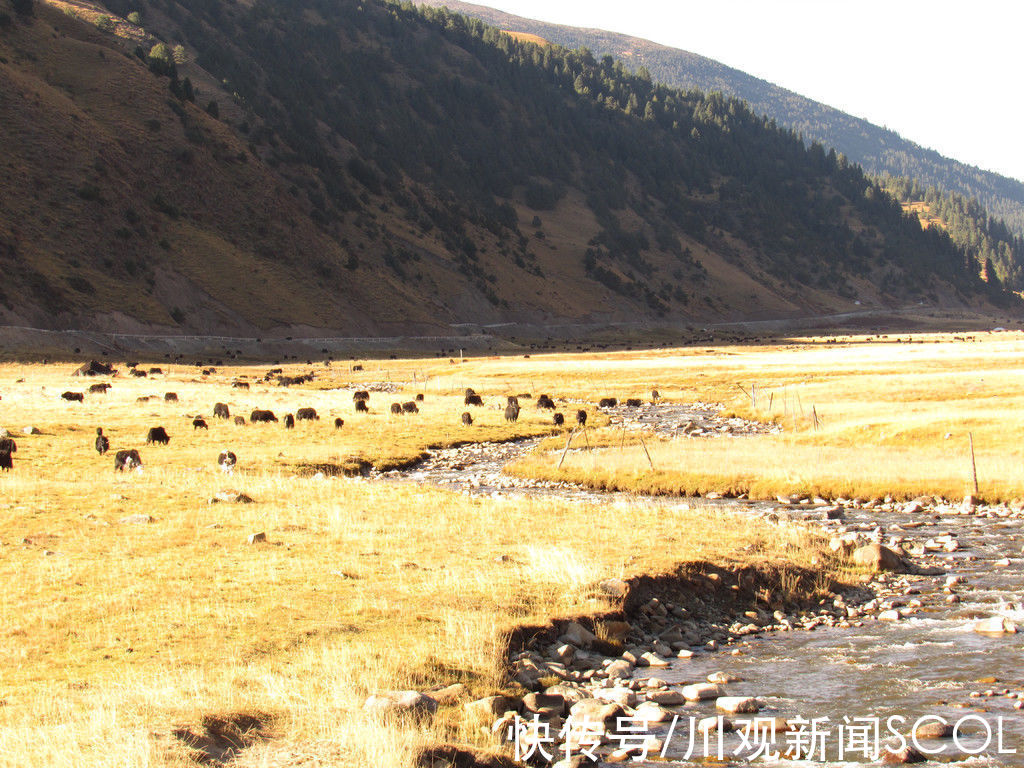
[374,403,1024,766]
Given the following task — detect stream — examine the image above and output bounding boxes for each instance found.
[379,402,1024,765]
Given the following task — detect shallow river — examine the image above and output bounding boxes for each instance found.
[381,403,1024,765]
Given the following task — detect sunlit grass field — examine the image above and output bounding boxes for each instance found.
[499,332,1024,502]
[0,356,834,767]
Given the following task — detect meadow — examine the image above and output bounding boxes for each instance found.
[0,354,835,767]
[503,331,1024,503]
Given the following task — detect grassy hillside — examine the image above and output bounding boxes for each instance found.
[0,0,1016,337]
[418,0,1024,241]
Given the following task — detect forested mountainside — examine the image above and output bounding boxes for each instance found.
[416,0,1024,242]
[0,0,1014,336]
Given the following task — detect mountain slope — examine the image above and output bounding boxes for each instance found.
[416,0,1024,241]
[0,0,1013,336]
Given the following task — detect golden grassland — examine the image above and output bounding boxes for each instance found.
[0,357,839,767]
[501,331,1024,502]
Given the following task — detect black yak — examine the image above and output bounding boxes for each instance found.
[464,394,483,406]
[164,392,178,402]
[0,437,16,470]
[355,400,369,413]
[146,426,170,445]
[234,415,246,426]
[193,418,208,430]
[390,402,403,415]
[61,391,85,402]
[553,412,564,426]
[402,402,419,414]
[334,417,344,429]
[598,398,617,408]
[283,414,295,429]
[504,404,520,422]
[576,410,588,426]
[213,403,230,420]
[296,407,319,421]
[250,409,278,423]
[461,412,473,426]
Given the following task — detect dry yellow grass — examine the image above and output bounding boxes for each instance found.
[501,331,1024,501]
[0,358,835,767]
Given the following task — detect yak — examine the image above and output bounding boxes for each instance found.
[146,426,171,445]
[0,437,16,470]
[114,449,143,472]
[95,427,110,455]
[218,450,237,475]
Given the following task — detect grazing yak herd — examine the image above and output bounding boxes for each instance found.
[0,362,662,473]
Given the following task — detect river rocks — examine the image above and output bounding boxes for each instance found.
[522,693,565,717]
[545,683,589,704]
[707,671,742,684]
[697,715,733,733]
[881,744,926,764]
[364,690,438,719]
[569,699,623,726]
[973,616,1017,635]
[682,683,723,701]
[912,721,954,739]
[593,687,636,708]
[851,542,908,573]
[431,683,468,705]
[716,696,759,714]
[553,644,575,665]
[645,688,686,705]
[632,700,673,722]
[562,621,597,649]
[604,659,633,679]
[639,651,671,667]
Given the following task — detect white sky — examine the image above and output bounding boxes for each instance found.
[478,0,1024,184]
